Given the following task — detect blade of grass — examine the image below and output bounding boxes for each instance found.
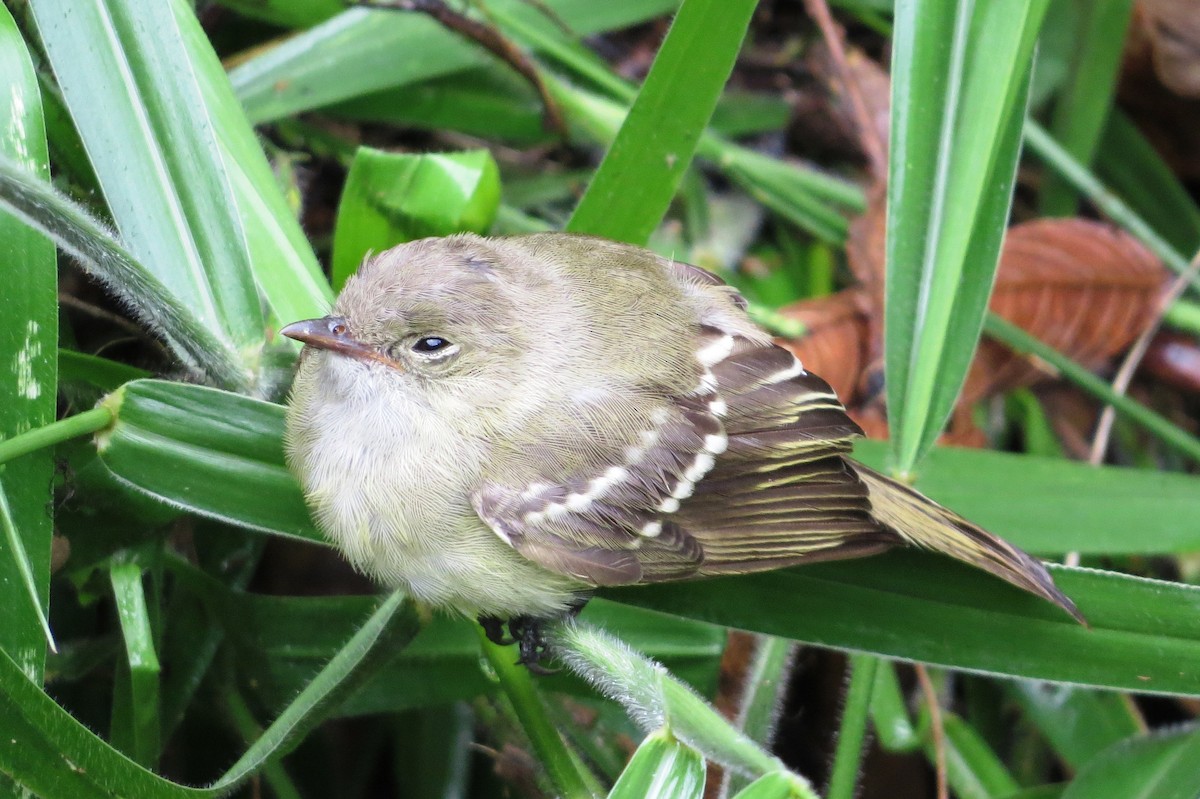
[607,728,706,798]
[497,12,863,241]
[870,663,919,753]
[174,0,332,333]
[0,2,56,682]
[0,159,248,386]
[826,654,879,799]
[1062,724,1200,799]
[1008,682,1144,770]
[565,0,758,243]
[851,439,1200,556]
[886,0,1048,477]
[109,562,162,767]
[30,0,265,363]
[1023,121,1198,289]
[0,588,417,797]
[607,552,1200,698]
[212,0,343,28]
[930,711,1020,799]
[1038,0,1134,217]
[476,627,599,799]
[331,148,500,290]
[982,314,1200,465]
[0,483,55,658]
[1095,112,1200,257]
[229,0,679,123]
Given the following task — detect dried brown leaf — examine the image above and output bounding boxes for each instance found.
[965,218,1170,403]
[777,288,873,404]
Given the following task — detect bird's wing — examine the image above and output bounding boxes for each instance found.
[674,334,898,574]
[472,323,897,586]
[471,375,722,586]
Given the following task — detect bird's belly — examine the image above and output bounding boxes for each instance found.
[288,393,582,618]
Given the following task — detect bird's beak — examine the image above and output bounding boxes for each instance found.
[281,316,403,370]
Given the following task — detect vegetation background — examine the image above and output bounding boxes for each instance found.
[2,0,1200,796]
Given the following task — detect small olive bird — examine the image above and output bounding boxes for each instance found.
[283,233,1081,662]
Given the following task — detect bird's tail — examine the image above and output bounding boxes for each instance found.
[853,464,1085,624]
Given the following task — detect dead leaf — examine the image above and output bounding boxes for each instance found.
[965,218,1170,403]
[778,288,873,404]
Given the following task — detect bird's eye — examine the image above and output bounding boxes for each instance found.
[413,336,451,354]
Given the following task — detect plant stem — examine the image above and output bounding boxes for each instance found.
[985,314,1200,464]
[0,406,114,465]
[1024,121,1198,288]
[827,654,879,799]
[475,625,597,799]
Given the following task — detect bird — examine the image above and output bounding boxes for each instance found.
[282,232,1082,663]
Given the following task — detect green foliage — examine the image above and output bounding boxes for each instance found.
[1,0,1199,796]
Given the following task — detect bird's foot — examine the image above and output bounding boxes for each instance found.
[477,614,558,673]
[477,615,515,646]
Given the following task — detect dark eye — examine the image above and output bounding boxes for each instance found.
[413,336,451,353]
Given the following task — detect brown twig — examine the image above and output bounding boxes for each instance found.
[802,0,887,178]
[1065,249,1200,567]
[915,665,947,799]
[354,0,566,136]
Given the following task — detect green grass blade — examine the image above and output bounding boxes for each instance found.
[30,0,265,360]
[213,0,342,28]
[983,315,1200,465]
[0,483,55,660]
[826,655,878,799]
[1023,121,1197,285]
[607,553,1200,697]
[851,440,1200,555]
[1038,0,1134,217]
[935,712,1020,799]
[94,378,1200,559]
[1008,683,1143,770]
[607,728,706,799]
[332,148,500,291]
[230,0,679,124]
[1095,111,1200,257]
[0,2,56,681]
[565,0,757,243]
[212,590,419,787]
[0,159,248,386]
[174,1,332,331]
[95,381,319,544]
[109,562,162,767]
[870,664,920,753]
[1062,724,1200,799]
[0,588,417,797]
[886,0,1048,476]
[59,350,150,393]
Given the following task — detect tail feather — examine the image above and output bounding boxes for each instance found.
[853,464,1085,624]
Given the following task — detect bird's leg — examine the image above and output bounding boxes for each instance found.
[503,615,561,674]
[482,596,591,672]
[477,615,515,646]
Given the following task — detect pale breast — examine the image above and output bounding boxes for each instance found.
[285,354,584,617]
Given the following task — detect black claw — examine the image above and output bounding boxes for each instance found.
[478,615,560,673]
[478,615,516,646]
